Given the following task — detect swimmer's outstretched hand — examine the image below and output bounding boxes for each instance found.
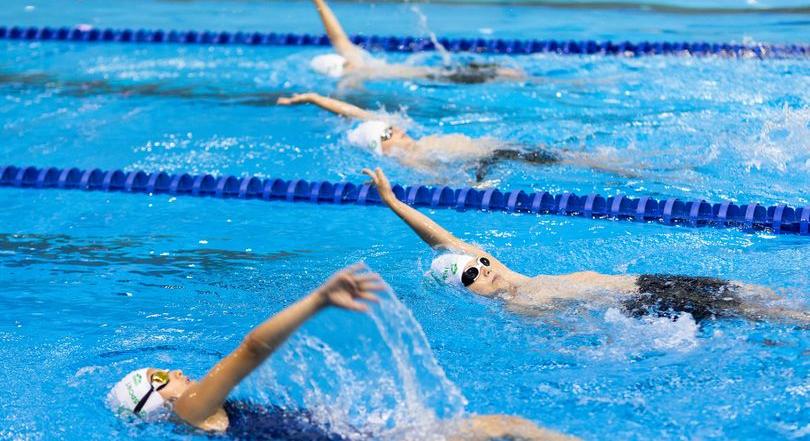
[314,263,385,312]
[362,167,395,204]
[277,92,320,105]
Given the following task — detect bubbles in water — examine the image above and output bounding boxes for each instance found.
[245,289,467,440]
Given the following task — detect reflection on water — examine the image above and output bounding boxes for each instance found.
[0,232,308,276]
[0,70,284,106]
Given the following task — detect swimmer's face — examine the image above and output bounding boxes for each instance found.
[462,256,512,296]
[149,368,194,401]
[380,126,414,152]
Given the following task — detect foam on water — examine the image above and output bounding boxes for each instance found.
[742,104,810,173]
[588,308,700,360]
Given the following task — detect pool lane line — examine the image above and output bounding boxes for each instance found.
[1,26,808,59]
[2,165,808,236]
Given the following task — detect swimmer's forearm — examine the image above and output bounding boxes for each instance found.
[312,0,359,61]
[243,291,325,357]
[173,292,326,424]
[309,95,374,120]
[383,194,461,249]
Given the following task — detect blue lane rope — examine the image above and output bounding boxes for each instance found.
[1,25,808,58]
[2,165,808,235]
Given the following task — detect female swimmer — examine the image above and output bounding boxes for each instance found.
[363,168,809,324]
[307,0,524,85]
[108,263,577,440]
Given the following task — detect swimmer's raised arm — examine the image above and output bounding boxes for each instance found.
[277,93,375,120]
[363,167,485,256]
[312,0,365,67]
[173,264,383,428]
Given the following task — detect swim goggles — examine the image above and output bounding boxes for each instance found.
[133,369,171,414]
[461,257,490,287]
[380,126,393,142]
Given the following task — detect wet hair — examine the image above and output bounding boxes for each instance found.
[623,274,743,323]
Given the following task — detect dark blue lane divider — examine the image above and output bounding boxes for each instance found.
[2,165,808,235]
[1,25,808,58]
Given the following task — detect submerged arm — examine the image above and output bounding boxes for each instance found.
[277,93,375,120]
[173,264,382,427]
[450,415,580,441]
[311,0,365,66]
[363,167,483,255]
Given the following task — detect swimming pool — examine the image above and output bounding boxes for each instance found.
[1,0,809,440]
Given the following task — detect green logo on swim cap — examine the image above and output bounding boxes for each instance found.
[126,383,139,406]
[134,373,143,385]
[450,263,457,274]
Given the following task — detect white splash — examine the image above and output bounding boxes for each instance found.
[588,308,700,360]
[248,289,467,440]
[410,5,453,67]
[741,104,810,173]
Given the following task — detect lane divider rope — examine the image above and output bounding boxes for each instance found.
[2,165,807,235]
[1,25,808,58]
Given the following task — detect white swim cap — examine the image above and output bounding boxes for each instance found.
[107,368,167,416]
[310,54,347,78]
[347,120,390,155]
[429,253,474,287]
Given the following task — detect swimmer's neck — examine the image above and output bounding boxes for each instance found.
[383,138,417,155]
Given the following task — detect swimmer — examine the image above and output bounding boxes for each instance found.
[277,92,644,180]
[108,263,577,441]
[308,0,525,85]
[363,167,810,325]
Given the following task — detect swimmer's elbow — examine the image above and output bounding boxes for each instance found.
[242,333,273,359]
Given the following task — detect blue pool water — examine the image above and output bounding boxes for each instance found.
[1,1,809,440]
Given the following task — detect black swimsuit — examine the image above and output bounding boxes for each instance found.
[223,401,352,441]
[475,148,561,181]
[432,62,501,84]
[623,274,743,322]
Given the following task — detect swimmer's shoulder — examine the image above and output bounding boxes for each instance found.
[175,406,228,432]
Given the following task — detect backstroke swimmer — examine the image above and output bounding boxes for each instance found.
[277,92,647,181]
[108,263,578,441]
[308,0,525,85]
[363,167,810,325]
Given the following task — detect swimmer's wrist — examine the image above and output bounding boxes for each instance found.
[309,289,331,310]
[379,191,395,204]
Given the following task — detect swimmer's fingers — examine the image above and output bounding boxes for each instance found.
[276,93,313,106]
[361,168,379,185]
[352,272,386,300]
[357,279,387,293]
[355,283,386,302]
[373,167,392,190]
[344,262,370,275]
[362,168,394,201]
[352,271,382,284]
[331,295,370,312]
[356,290,380,303]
